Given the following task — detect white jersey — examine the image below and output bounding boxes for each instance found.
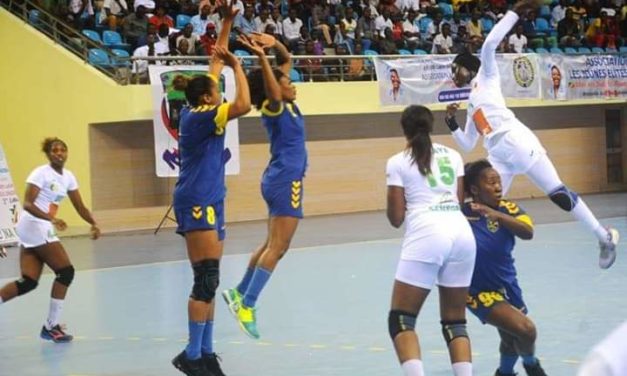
[21,165,78,223]
[578,321,627,376]
[452,11,528,153]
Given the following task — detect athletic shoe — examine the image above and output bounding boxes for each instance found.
[236,305,260,339]
[172,351,208,376]
[494,369,517,376]
[40,324,73,343]
[221,288,242,318]
[523,359,548,376]
[599,227,620,269]
[203,353,226,376]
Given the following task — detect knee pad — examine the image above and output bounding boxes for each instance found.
[54,265,75,287]
[388,310,417,340]
[15,275,38,295]
[190,259,220,303]
[441,320,468,345]
[549,185,579,212]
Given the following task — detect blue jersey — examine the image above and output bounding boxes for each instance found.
[462,200,533,293]
[260,100,308,185]
[173,103,230,208]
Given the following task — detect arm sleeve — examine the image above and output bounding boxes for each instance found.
[386,157,403,187]
[214,103,230,134]
[26,168,45,188]
[480,11,519,78]
[451,115,479,152]
[67,171,79,191]
[260,99,284,117]
[501,200,534,227]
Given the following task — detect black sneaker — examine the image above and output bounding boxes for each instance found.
[172,351,208,376]
[495,369,517,376]
[203,353,226,376]
[524,360,548,376]
[40,324,73,343]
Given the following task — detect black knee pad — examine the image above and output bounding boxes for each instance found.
[441,320,468,345]
[54,265,75,287]
[388,310,417,340]
[190,259,220,303]
[549,185,579,212]
[15,275,38,295]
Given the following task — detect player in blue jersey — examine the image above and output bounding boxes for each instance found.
[222,33,307,340]
[170,2,251,375]
[462,160,548,376]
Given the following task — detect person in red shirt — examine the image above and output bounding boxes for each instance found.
[149,5,174,28]
[200,23,218,56]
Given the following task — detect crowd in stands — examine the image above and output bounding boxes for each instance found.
[25,0,627,80]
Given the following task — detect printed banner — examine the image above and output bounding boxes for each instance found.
[0,143,20,246]
[149,66,240,177]
[374,53,541,106]
[540,55,627,100]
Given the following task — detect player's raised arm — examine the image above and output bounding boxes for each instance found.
[210,0,239,78]
[446,103,479,152]
[239,34,282,106]
[214,46,251,120]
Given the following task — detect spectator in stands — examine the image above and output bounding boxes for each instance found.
[156,23,171,53]
[569,0,588,27]
[338,7,358,50]
[552,0,569,28]
[361,0,379,17]
[396,0,419,13]
[311,0,334,46]
[426,11,445,42]
[403,9,423,50]
[190,4,214,35]
[234,5,256,35]
[299,40,325,81]
[326,43,349,79]
[432,22,453,54]
[346,41,368,80]
[254,8,273,33]
[199,23,218,55]
[586,10,618,47]
[271,7,284,36]
[448,12,467,38]
[101,0,128,30]
[283,8,304,51]
[375,8,394,38]
[522,10,543,40]
[123,5,149,48]
[132,32,166,83]
[255,0,274,14]
[558,8,583,46]
[172,38,194,64]
[379,27,399,54]
[264,23,282,43]
[134,0,155,12]
[357,6,377,50]
[68,0,95,29]
[149,5,174,28]
[467,8,484,50]
[509,23,528,52]
[176,23,200,54]
[452,24,470,52]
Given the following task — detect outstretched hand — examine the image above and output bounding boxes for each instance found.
[213,45,240,67]
[446,102,460,118]
[248,32,277,49]
[218,0,240,20]
[237,34,266,57]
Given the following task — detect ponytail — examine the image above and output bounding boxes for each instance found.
[401,105,434,176]
[408,132,432,176]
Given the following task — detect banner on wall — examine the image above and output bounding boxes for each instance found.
[149,66,240,177]
[374,54,541,106]
[0,143,20,246]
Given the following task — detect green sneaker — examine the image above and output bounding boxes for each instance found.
[221,288,242,318]
[236,305,260,339]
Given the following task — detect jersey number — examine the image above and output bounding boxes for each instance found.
[427,157,455,188]
[207,206,216,225]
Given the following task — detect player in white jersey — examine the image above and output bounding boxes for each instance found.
[578,320,627,376]
[0,138,100,343]
[386,105,476,376]
[444,0,619,269]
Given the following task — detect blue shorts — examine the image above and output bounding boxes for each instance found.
[174,201,225,240]
[261,179,304,218]
[466,287,528,324]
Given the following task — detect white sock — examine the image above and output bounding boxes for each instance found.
[45,298,64,330]
[452,362,472,376]
[572,199,607,242]
[401,359,425,376]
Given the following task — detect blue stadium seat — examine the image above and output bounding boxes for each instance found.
[413,49,428,55]
[103,30,131,50]
[28,9,41,26]
[578,47,592,54]
[539,5,551,19]
[399,49,412,55]
[591,47,604,54]
[364,49,379,56]
[176,14,191,29]
[481,18,494,33]
[606,47,618,53]
[564,47,577,54]
[550,47,563,54]
[82,29,102,44]
[535,18,550,34]
[289,68,303,82]
[438,2,454,17]
[419,17,432,34]
[111,49,131,67]
[535,47,549,54]
[88,48,112,67]
[620,46,627,53]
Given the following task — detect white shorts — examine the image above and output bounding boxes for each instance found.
[15,216,59,248]
[486,126,546,176]
[396,213,476,289]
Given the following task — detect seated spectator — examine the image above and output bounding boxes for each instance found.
[357,6,378,50]
[426,11,445,42]
[448,12,467,38]
[101,0,128,30]
[310,29,325,55]
[326,43,349,80]
[452,24,470,53]
[68,0,95,29]
[552,0,569,28]
[379,27,399,54]
[467,8,484,50]
[271,7,284,36]
[431,22,453,54]
[360,0,379,18]
[375,8,394,39]
[123,5,149,48]
[419,0,436,14]
[337,7,358,48]
[395,0,419,13]
[254,8,274,33]
[283,8,304,51]
[133,0,155,12]
[509,23,527,53]
[483,1,505,22]
[255,0,274,14]
[132,32,166,83]
[264,23,283,44]
[149,5,174,29]
[234,5,256,35]
[176,24,200,54]
[311,0,333,46]
[190,5,214,36]
[390,13,404,44]
[172,38,194,65]
[299,40,325,81]
[199,23,217,55]
[345,41,368,81]
[403,9,423,50]
[569,0,587,27]
[523,10,544,40]
[296,26,312,54]
[558,8,583,46]
[452,0,473,14]
[586,11,619,48]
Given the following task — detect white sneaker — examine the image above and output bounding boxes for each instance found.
[599,227,619,269]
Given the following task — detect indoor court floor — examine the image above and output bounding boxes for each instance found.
[0,193,625,376]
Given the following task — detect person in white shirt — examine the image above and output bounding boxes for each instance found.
[403,9,422,49]
[551,0,568,27]
[446,0,619,269]
[508,23,527,53]
[132,33,167,82]
[432,22,453,53]
[578,321,627,376]
[0,138,100,343]
[282,8,303,50]
[375,8,394,38]
[386,105,476,376]
[395,0,419,12]
[101,0,128,29]
[68,0,94,28]
[254,8,274,33]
